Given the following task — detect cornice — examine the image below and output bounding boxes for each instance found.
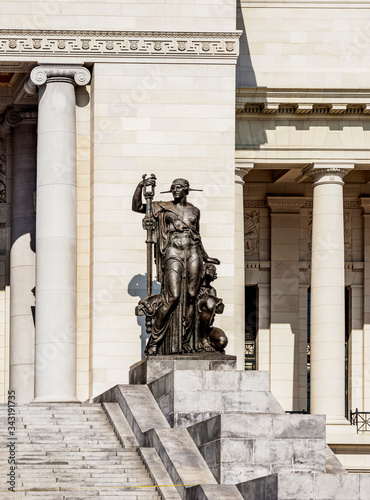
[239,1,369,8]
[0,29,241,60]
[236,88,370,117]
[244,198,363,210]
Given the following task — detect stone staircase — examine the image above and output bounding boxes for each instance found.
[0,403,161,499]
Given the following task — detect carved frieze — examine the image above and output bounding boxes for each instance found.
[244,199,266,209]
[0,30,240,59]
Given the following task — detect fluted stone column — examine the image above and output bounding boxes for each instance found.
[27,65,90,402]
[234,164,253,369]
[5,109,37,404]
[306,163,353,423]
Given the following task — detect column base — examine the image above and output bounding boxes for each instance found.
[32,396,80,403]
[326,416,350,425]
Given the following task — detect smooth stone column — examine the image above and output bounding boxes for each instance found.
[305,163,353,424]
[234,164,253,369]
[5,109,37,404]
[29,65,90,402]
[360,198,370,410]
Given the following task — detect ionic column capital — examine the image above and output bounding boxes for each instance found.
[235,162,254,184]
[303,163,354,186]
[1,108,37,135]
[25,64,91,94]
[4,108,38,128]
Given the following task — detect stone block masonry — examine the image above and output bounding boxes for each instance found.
[94,362,370,499]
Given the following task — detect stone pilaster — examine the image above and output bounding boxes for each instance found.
[234,163,253,368]
[29,65,90,402]
[5,108,37,404]
[305,163,353,423]
[267,196,305,411]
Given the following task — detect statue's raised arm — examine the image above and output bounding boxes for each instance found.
[132,174,156,213]
[132,175,227,356]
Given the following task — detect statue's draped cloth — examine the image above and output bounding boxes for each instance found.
[141,200,203,354]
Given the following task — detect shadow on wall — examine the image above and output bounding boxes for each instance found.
[236,3,268,149]
[76,86,90,107]
[236,2,257,88]
[128,274,161,358]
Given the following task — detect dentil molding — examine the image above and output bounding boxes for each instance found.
[0,29,241,59]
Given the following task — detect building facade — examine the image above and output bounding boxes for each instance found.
[0,0,370,470]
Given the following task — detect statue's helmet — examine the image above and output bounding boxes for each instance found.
[170,178,190,194]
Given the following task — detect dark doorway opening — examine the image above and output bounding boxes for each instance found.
[245,286,258,370]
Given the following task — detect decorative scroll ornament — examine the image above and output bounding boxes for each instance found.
[26,65,91,94]
[31,64,90,86]
[244,210,259,256]
[4,109,21,127]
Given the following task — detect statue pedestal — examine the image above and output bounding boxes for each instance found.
[129,353,237,385]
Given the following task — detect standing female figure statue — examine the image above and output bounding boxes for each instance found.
[132,176,220,355]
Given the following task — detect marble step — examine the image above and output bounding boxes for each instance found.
[18,481,154,487]
[16,463,146,470]
[17,474,151,481]
[11,443,121,450]
[1,403,160,499]
[22,494,160,499]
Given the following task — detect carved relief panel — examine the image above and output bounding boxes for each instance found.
[244,210,259,256]
[0,138,6,203]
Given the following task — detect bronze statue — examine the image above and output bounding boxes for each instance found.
[195,263,227,353]
[132,175,227,356]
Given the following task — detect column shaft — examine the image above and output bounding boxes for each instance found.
[9,114,37,404]
[360,199,370,410]
[35,78,78,401]
[234,169,246,369]
[27,65,89,402]
[30,65,90,402]
[308,164,353,423]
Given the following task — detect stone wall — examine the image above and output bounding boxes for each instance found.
[237,0,370,88]
[0,0,236,31]
[88,60,237,396]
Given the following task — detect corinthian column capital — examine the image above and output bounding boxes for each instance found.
[24,64,91,94]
